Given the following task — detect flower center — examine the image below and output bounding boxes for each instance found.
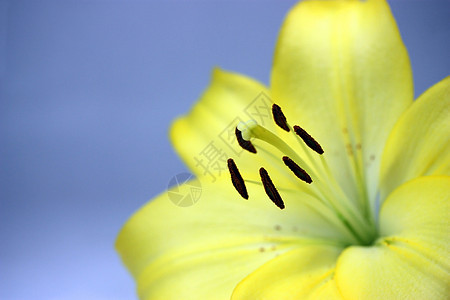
[227,104,378,246]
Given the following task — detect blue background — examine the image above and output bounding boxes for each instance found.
[1,0,448,299]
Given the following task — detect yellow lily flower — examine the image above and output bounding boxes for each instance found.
[116,0,450,299]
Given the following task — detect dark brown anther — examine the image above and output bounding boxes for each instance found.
[272,104,290,132]
[227,158,249,199]
[235,128,257,154]
[282,156,312,184]
[293,125,324,155]
[259,167,285,209]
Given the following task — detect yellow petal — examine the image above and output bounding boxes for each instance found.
[335,176,450,299]
[116,179,349,300]
[380,176,450,273]
[170,68,285,183]
[231,245,343,300]
[271,0,413,212]
[380,77,450,199]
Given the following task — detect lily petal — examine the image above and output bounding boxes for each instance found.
[335,176,450,299]
[170,68,286,183]
[231,245,343,300]
[380,77,450,199]
[380,176,450,274]
[116,179,349,300]
[271,0,413,212]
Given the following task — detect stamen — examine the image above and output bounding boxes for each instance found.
[259,167,285,209]
[282,156,312,184]
[227,158,248,199]
[238,120,315,179]
[232,119,375,244]
[293,125,324,155]
[272,104,290,132]
[235,128,257,154]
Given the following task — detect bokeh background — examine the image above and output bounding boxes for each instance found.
[0,0,448,299]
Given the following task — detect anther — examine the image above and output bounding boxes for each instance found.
[227,158,249,199]
[282,156,312,184]
[293,125,324,155]
[235,128,257,154]
[259,167,285,209]
[272,104,290,132]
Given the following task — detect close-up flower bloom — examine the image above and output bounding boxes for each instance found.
[116,0,449,299]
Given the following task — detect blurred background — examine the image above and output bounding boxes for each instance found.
[0,0,448,299]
